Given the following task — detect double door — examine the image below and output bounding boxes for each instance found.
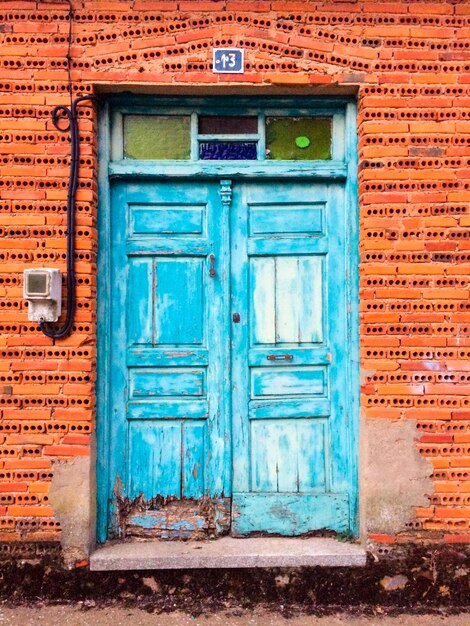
[105,177,354,539]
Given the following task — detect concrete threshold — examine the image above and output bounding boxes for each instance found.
[90,537,367,571]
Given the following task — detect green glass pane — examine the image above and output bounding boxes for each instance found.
[265,117,332,160]
[124,115,191,160]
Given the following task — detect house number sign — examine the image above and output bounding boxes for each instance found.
[213,48,245,74]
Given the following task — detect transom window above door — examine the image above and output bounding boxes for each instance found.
[120,111,333,161]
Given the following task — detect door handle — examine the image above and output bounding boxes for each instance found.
[267,354,293,361]
[209,254,216,278]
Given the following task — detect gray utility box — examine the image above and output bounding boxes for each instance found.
[23,268,62,322]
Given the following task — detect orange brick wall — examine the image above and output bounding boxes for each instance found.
[0,0,470,547]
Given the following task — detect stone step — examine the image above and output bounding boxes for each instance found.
[90,536,367,571]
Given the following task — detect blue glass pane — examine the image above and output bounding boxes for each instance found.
[199,142,257,160]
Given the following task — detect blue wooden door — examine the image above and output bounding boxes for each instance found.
[107,180,231,538]
[105,177,354,538]
[231,181,352,535]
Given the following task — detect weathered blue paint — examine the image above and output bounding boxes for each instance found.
[97,98,359,541]
[248,398,331,419]
[104,179,231,537]
[249,204,323,235]
[127,512,206,532]
[232,493,350,535]
[129,369,205,398]
[97,101,113,543]
[127,514,166,529]
[130,205,204,235]
[251,367,326,398]
[230,180,352,535]
[109,160,347,180]
[344,101,360,536]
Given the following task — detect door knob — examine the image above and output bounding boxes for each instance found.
[232,313,240,323]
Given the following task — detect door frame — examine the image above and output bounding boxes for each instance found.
[96,95,359,543]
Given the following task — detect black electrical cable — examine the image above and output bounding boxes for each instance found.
[65,0,73,110]
[39,96,97,339]
[39,1,98,339]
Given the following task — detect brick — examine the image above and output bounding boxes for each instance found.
[28,483,49,493]
[376,384,424,396]
[363,408,402,419]
[4,459,51,470]
[0,483,28,492]
[264,73,310,85]
[416,507,436,518]
[289,37,334,53]
[11,362,59,372]
[225,1,270,9]
[368,534,397,544]
[8,505,54,517]
[420,435,454,444]
[309,74,333,85]
[62,434,90,445]
[1,410,51,420]
[14,385,61,396]
[8,435,53,445]
[43,446,90,457]
[409,3,449,14]
[444,534,470,543]
[436,508,470,519]
[410,27,455,38]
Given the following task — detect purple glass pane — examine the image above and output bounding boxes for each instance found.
[199,116,258,134]
[199,142,257,160]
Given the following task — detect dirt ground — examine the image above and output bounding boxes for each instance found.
[1,545,470,620]
[0,607,469,626]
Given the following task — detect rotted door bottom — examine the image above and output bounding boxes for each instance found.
[116,494,231,540]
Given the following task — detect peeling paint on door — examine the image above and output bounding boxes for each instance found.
[117,495,230,540]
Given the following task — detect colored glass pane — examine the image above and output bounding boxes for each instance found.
[198,116,258,135]
[199,142,258,160]
[124,115,191,160]
[265,117,332,160]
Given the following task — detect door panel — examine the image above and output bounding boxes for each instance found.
[251,366,326,398]
[231,181,350,535]
[232,493,349,536]
[250,419,327,492]
[251,256,323,344]
[154,258,204,344]
[108,181,230,539]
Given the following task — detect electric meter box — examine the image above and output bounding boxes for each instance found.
[23,268,62,322]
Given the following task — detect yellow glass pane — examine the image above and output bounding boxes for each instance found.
[124,115,191,160]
